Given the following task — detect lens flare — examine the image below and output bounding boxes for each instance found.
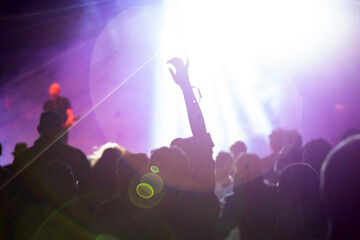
[150,165,159,173]
[136,183,154,199]
[96,234,118,240]
[141,173,164,194]
[129,174,164,208]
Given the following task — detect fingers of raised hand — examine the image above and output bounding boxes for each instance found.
[168,67,175,79]
[167,57,183,65]
[167,57,188,70]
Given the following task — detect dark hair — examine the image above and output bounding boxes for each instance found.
[150,147,189,189]
[230,141,247,157]
[303,138,332,173]
[321,134,360,223]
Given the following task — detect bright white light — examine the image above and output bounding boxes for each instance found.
[152,0,351,156]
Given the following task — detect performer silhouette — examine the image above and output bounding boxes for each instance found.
[43,83,75,143]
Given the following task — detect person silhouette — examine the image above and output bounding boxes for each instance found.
[43,83,75,143]
[13,110,93,194]
[320,134,360,240]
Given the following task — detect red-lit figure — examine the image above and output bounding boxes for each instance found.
[43,83,75,143]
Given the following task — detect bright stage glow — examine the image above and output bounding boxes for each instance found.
[152,0,352,156]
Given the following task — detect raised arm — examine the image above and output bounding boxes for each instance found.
[167,57,207,137]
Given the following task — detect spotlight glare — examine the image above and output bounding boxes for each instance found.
[152,0,351,155]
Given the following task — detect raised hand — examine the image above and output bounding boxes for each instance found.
[167,56,190,88]
[167,56,207,137]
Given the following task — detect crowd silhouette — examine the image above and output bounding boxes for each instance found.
[0,57,360,240]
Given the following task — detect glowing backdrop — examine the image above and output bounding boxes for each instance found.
[90,0,352,156]
[0,0,356,163]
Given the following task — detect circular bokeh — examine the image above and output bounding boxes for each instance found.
[136,183,154,199]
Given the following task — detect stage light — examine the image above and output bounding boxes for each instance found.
[89,2,352,157]
[152,0,351,156]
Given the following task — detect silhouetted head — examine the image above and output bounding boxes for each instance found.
[230,141,247,157]
[320,134,360,235]
[93,147,123,192]
[12,142,28,157]
[274,144,302,174]
[49,83,60,97]
[37,111,63,139]
[215,152,233,171]
[149,147,189,189]
[279,163,320,213]
[170,137,193,157]
[122,152,149,175]
[303,138,332,173]
[269,128,286,153]
[117,152,149,195]
[286,130,303,149]
[234,153,263,186]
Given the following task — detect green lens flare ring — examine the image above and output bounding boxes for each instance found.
[150,165,159,173]
[96,234,119,240]
[141,173,164,194]
[136,183,154,199]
